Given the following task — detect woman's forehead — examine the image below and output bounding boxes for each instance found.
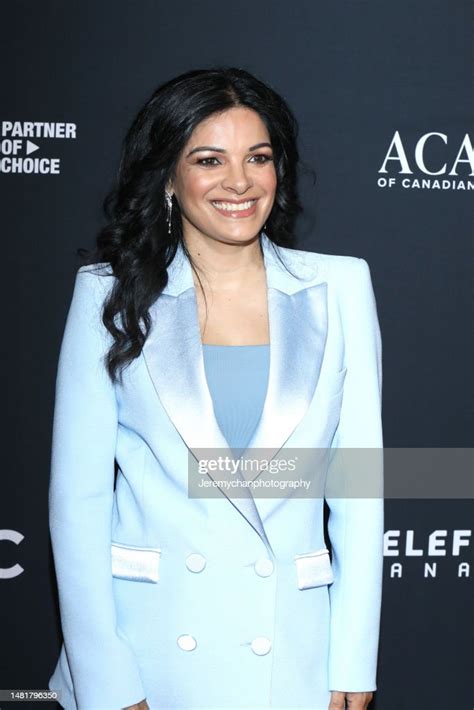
[186,107,269,146]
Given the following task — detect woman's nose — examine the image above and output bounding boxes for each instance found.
[221,161,253,192]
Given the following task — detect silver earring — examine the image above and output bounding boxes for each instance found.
[165,191,173,234]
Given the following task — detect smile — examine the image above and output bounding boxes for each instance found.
[211,199,258,216]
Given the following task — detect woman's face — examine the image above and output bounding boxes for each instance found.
[168,106,277,245]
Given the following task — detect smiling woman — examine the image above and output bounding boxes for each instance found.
[167,106,277,245]
[47,66,383,710]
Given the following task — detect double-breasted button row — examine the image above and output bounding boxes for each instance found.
[185,553,274,577]
[176,634,272,655]
[180,553,274,655]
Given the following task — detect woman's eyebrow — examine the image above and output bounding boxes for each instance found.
[186,142,272,157]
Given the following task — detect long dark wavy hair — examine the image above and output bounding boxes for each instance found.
[78,66,312,385]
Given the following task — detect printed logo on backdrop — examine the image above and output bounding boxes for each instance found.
[384,528,471,580]
[378,131,473,190]
[0,529,24,579]
[0,121,77,174]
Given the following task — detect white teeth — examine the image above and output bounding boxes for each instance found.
[212,200,256,212]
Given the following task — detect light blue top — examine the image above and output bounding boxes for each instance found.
[202,344,270,456]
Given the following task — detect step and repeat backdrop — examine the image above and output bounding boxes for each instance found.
[1,2,472,709]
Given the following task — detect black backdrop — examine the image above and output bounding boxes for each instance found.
[1,1,472,708]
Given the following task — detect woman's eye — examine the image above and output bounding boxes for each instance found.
[197,157,220,166]
[250,154,273,164]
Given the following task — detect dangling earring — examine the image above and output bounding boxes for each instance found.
[165,191,173,234]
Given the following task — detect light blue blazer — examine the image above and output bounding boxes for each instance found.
[48,231,384,710]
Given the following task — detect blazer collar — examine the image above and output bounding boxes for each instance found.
[142,231,328,557]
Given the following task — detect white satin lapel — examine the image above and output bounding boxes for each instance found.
[141,233,328,554]
[141,287,274,555]
[242,282,328,455]
[239,281,328,524]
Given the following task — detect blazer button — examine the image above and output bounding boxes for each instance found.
[254,558,274,577]
[177,634,197,651]
[185,553,206,573]
[250,636,272,656]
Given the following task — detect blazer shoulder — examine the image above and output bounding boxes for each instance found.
[279,245,369,283]
[76,261,115,290]
[68,263,116,316]
[295,247,366,267]
[77,261,114,276]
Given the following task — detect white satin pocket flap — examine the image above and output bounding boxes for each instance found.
[111,542,161,583]
[294,548,334,590]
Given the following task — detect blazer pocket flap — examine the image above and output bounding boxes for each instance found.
[294,547,334,590]
[111,541,161,583]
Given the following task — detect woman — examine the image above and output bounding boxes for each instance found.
[48,67,384,710]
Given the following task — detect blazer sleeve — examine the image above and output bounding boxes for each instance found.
[324,257,384,692]
[48,266,146,708]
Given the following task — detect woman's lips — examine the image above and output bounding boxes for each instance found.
[211,198,258,218]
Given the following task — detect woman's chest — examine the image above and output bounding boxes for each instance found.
[195,282,270,345]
